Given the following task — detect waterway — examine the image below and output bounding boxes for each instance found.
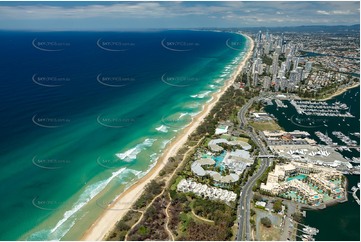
[265,86,360,241]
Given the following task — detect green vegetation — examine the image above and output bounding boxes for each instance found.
[260,217,272,228]
[106,210,142,241]
[194,80,259,139]
[273,199,283,213]
[133,180,164,209]
[169,196,236,240]
[292,212,303,223]
[297,78,358,99]
[128,195,169,240]
[262,55,273,65]
[253,193,263,202]
[253,160,277,193]
[249,120,282,132]
[109,71,261,241]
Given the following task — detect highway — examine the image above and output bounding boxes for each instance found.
[236,97,273,241]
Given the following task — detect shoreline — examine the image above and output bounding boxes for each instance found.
[317,82,360,101]
[80,33,255,241]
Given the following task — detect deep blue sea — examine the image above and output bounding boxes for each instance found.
[0,30,249,240]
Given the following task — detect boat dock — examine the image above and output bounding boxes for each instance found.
[351,184,360,205]
[293,220,319,241]
[290,100,354,118]
[332,131,358,147]
[275,99,288,108]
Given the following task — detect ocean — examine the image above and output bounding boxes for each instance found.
[0,30,249,240]
[265,86,360,241]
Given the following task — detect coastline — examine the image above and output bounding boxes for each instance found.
[317,82,360,101]
[80,33,255,241]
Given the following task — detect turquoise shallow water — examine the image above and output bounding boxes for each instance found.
[0,30,249,240]
[286,174,307,182]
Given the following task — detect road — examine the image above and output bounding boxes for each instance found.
[236,97,273,241]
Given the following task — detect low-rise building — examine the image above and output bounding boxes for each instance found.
[177,179,237,203]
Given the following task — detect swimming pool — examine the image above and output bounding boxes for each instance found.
[213,151,226,170]
[286,174,308,182]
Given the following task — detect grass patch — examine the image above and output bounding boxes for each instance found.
[250,120,282,131]
[170,175,185,191]
[235,137,249,143]
[258,222,281,241]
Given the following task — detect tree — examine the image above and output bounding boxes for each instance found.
[260,217,272,228]
[116,221,130,231]
[273,199,283,213]
[292,212,303,223]
[253,193,262,202]
[138,225,149,236]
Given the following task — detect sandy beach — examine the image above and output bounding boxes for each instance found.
[81,33,254,241]
[318,82,360,101]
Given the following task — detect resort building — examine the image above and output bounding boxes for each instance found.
[260,161,344,206]
[177,179,237,203]
[190,138,254,184]
[215,125,228,135]
[191,157,240,183]
[208,138,252,152]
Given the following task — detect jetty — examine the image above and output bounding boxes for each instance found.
[275,99,288,108]
[290,100,354,118]
[351,184,360,205]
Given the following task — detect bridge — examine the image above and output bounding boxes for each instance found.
[257,154,277,158]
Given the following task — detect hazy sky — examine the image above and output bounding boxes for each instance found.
[0,1,359,30]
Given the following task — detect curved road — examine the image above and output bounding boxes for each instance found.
[236,97,272,241]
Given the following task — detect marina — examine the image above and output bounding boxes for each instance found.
[332,131,358,147]
[265,86,360,241]
[293,220,319,241]
[290,100,354,118]
[314,131,334,146]
[275,99,288,108]
[314,131,359,153]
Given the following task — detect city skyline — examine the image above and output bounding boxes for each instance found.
[0,1,359,30]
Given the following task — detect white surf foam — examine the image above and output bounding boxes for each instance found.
[116,138,157,162]
[49,167,128,238]
[179,112,188,119]
[160,139,171,149]
[190,91,211,99]
[155,125,169,133]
